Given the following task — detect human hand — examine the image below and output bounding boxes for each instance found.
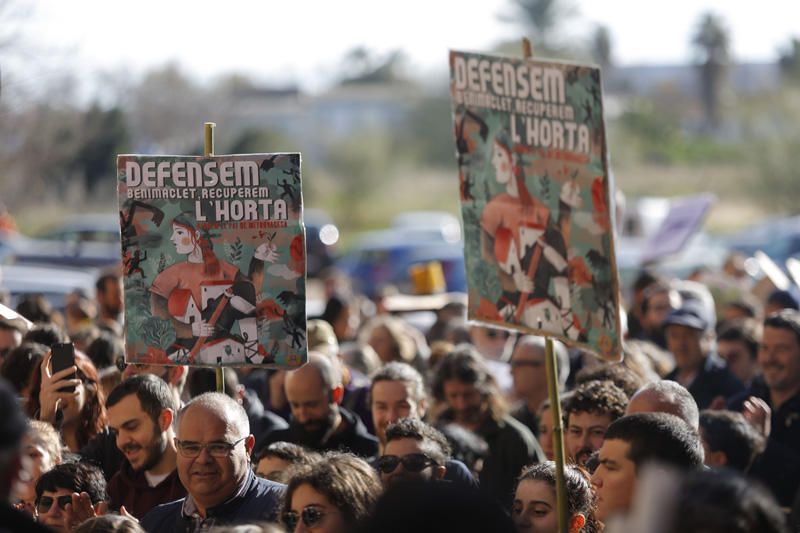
[38,352,81,424]
[742,396,771,438]
[63,492,108,531]
[254,242,278,263]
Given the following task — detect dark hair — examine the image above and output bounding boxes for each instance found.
[717,318,761,360]
[85,332,125,371]
[632,270,660,294]
[667,470,788,533]
[565,380,628,422]
[187,367,239,400]
[604,412,704,472]
[0,342,48,394]
[106,374,176,425]
[74,514,145,533]
[641,281,672,315]
[370,362,427,405]
[763,309,800,344]
[724,300,757,319]
[35,461,107,504]
[385,418,451,466]
[320,293,350,335]
[516,461,600,533]
[431,344,508,421]
[16,296,53,324]
[283,452,381,528]
[22,323,67,348]
[27,351,106,449]
[574,364,644,398]
[698,410,764,472]
[95,273,120,295]
[766,289,799,311]
[255,441,320,466]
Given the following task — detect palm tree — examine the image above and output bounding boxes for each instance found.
[692,12,730,131]
[501,0,576,51]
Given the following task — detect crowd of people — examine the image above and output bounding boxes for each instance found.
[0,259,799,533]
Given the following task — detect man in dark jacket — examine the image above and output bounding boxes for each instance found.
[141,392,284,533]
[664,300,744,409]
[106,374,186,518]
[727,309,800,506]
[258,352,378,458]
[432,345,543,510]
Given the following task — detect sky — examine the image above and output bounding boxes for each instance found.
[6,0,800,98]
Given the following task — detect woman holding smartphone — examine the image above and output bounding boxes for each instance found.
[27,348,107,453]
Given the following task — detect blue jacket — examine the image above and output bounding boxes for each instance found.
[140,471,285,533]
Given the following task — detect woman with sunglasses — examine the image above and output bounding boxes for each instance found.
[512,461,600,533]
[35,462,107,533]
[282,452,381,533]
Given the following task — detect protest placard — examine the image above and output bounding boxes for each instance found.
[450,50,621,360]
[117,153,306,368]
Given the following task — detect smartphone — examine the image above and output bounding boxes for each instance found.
[51,342,76,393]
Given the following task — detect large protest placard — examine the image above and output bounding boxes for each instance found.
[117,153,307,368]
[450,50,621,360]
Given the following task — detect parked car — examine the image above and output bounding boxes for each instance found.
[336,226,466,298]
[722,215,800,266]
[9,213,121,269]
[304,208,340,278]
[0,263,97,311]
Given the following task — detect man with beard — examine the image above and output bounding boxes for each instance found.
[105,374,186,518]
[564,380,628,466]
[728,309,800,506]
[258,352,378,458]
[432,345,542,510]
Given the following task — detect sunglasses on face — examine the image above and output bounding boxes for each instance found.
[376,453,436,474]
[36,495,72,514]
[282,506,329,530]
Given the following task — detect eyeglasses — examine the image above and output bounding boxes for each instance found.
[376,453,437,474]
[282,506,330,531]
[36,495,72,514]
[175,437,247,458]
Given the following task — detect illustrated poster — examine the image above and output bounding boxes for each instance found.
[450,50,621,360]
[117,153,307,368]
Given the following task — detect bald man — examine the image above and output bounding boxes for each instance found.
[625,380,700,430]
[257,352,378,458]
[141,392,285,532]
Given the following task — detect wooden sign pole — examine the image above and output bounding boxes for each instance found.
[521,37,568,533]
[203,121,225,395]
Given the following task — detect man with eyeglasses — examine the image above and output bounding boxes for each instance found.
[378,418,449,488]
[141,392,285,533]
[509,335,569,436]
[34,462,107,533]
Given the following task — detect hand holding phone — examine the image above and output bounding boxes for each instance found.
[38,344,80,424]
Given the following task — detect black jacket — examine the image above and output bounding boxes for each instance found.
[258,407,379,459]
[728,377,800,506]
[438,411,543,511]
[666,352,744,409]
[242,388,288,451]
[140,470,284,533]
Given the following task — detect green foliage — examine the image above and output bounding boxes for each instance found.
[72,103,130,191]
[226,237,243,263]
[617,105,740,165]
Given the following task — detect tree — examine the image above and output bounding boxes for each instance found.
[591,25,613,70]
[72,103,129,192]
[778,37,800,81]
[500,0,577,51]
[692,12,730,131]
